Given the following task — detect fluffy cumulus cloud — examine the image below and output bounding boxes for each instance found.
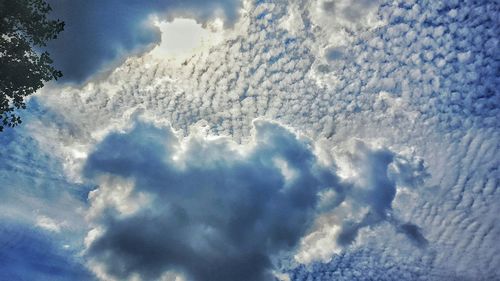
[81,120,426,281]
[82,120,333,281]
[1,0,499,280]
[294,139,429,265]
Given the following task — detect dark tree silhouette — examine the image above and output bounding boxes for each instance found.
[0,0,64,131]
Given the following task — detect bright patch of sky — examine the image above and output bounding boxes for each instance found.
[151,17,225,62]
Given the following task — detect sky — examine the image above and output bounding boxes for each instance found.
[0,0,499,280]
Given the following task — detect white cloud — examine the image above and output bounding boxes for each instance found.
[36,215,64,233]
[1,0,498,280]
[150,18,225,63]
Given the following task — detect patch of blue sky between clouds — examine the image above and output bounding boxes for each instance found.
[0,99,94,279]
[0,221,94,281]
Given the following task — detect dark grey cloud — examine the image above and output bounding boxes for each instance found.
[321,0,381,23]
[83,120,341,281]
[81,119,428,280]
[396,223,428,248]
[46,0,242,83]
[333,141,428,248]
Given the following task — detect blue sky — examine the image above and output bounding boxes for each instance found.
[1,0,499,280]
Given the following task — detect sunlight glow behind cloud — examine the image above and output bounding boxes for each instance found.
[151,18,225,62]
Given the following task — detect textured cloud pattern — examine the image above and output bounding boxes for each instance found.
[0,0,498,280]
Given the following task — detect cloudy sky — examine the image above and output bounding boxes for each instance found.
[1,0,499,280]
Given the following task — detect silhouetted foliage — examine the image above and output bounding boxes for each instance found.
[0,0,64,131]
